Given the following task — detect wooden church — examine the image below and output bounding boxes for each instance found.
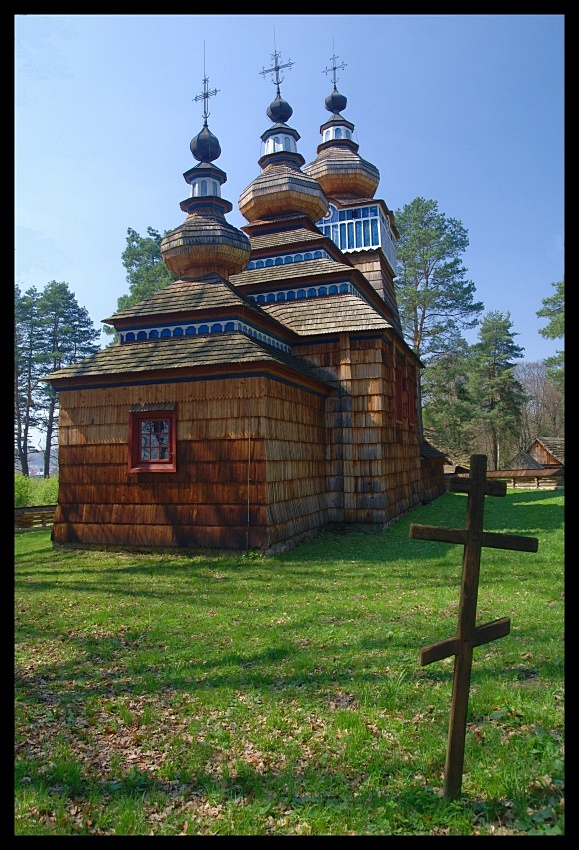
[46,51,446,554]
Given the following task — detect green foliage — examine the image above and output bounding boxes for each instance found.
[536,281,564,392]
[393,197,483,361]
[14,284,45,476]
[103,227,175,337]
[32,476,59,505]
[37,281,101,476]
[537,280,564,341]
[14,474,59,507]
[14,474,32,508]
[38,281,100,365]
[422,313,530,464]
[467,311,527,468]
[15,281,100,477]
[422,339,475,463]
[15,490,564,836]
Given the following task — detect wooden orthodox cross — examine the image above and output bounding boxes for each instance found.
[409,454,538,801]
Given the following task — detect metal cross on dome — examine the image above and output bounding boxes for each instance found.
[193,48,218,126]
[324,45,346,89]
[260,45,294,97]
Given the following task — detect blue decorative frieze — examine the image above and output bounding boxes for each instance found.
[246,248,332,270]
[119,320,290,353]
[248,281,363,304]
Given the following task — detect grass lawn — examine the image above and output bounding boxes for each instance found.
[14,489,564,835]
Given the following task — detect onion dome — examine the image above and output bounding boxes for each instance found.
[325,87,347,116]
[161,76,250,279]
[190,123,221,162]
[266,93,293,124]
[238,50,328,225]
[303,54,380,200]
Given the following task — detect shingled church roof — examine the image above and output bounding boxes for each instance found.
[47,332,329,387]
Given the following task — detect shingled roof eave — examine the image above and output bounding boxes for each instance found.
[44,332,333,395]
[231,259,399,321]
[103,273,261,324]
[246,231,348,265]
[47,359,333,398]
[258,293,421,364]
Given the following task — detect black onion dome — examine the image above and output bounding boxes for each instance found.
[325,88,347,115]
[266,94,293,124]
[190,124,221,163]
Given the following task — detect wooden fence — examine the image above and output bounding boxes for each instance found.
[464,468,564,490]
[15,505,57,532]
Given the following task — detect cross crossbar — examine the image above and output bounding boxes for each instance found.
[409,454,538,801]
[420,617,511,665]
[260,48,293,90]
[410,524,538,553]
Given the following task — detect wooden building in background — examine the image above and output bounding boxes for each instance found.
[47,52,446,554]
[483,436,564,490]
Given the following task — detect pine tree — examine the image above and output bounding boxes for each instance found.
[103,227,175,337]
[468,311,527,469]
[14,285,44,476]
[394,197,484,362]
[14,281,100,477]
[536,280,564,392]
[37,281,101,476]
[421,339,475,463]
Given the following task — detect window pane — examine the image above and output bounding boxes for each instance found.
[363,219,370,246]
[139,418,170,463]
[347,222,354,248]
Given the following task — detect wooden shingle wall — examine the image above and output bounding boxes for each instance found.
[292,332,424,529]
[420,458,446,503]
[53,335,431,553]
[346,251,400,325]
[54,377,331,553]
[263,381,331,549]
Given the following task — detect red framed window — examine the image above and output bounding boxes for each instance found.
[129,409,177,473]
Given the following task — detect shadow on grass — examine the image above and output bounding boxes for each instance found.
[16,739,547,836]
[15,614,562,706]
[15,750,451,836]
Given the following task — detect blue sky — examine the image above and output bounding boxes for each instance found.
[15,13,564,363]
